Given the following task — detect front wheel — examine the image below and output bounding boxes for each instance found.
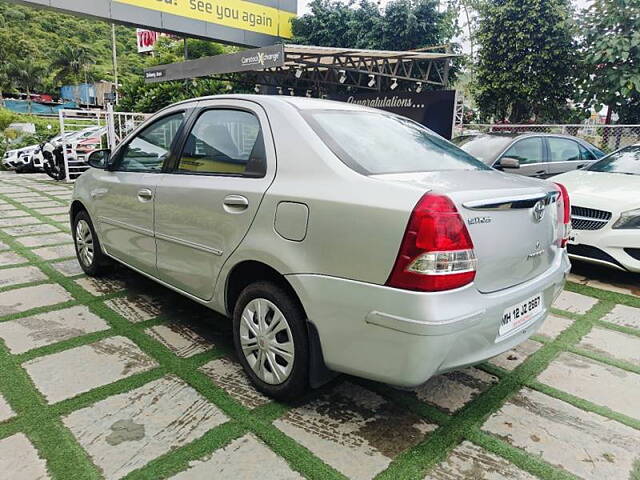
[233,282,309,400]
[72,210,110,276]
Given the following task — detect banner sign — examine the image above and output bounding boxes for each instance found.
[145,44,285,82]
[6,0,296,47]
[329,90,457,139]
[136,29,164,53]
[116,0,293,38]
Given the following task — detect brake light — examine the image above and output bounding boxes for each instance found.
[386,193,477,292]
[554,182,571,248]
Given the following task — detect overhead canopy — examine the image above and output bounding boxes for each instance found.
[144,43,458,93]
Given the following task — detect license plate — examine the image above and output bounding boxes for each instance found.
[499,293,543,338]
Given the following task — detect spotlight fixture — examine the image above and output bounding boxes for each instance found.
[390,78,398,90]
[415,81,423,93]
[295,67,303,79]
[226,84,233,91]
[288,88,295,96]
[254,84,260,93]
[338,69,347,84]
[368,74,376,88]
[277,87,283,95]
[306,89,312,98]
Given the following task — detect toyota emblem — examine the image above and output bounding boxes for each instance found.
[532,200,546,223]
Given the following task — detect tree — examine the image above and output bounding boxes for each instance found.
[51,45,95,84]
[8,60,45,113]
[472,0,579,123]
[292,0,455,51]
[578,0,640,123]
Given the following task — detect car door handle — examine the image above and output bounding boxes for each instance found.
[223,195,249,212]
[535,170,546,175]
[137,189,153,201]
[576,164,585,169]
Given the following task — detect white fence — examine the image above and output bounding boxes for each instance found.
[456,124,640,153]
[58,107,152,182]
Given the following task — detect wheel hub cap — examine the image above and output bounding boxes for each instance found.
[239,298,295,385]
[75,219,94,267]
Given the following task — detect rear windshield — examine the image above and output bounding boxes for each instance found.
[303,110,490,175]
[454,135,515,163]
[588,145,640,175]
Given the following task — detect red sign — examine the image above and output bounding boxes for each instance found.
[136,29,160,53]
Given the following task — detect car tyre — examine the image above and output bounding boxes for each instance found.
[72,210,110,276]
[233,282,309,400]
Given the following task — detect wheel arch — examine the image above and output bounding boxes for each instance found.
[70,200,87,223]
[224,259,336,388]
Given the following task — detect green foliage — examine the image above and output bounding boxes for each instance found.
[0,0,147,93]
[473,0,579,123]
[117,77,228,113]
[577,0,640,123]
[292,0,455,51]
[117,37,232,113]
[51,45,96,84]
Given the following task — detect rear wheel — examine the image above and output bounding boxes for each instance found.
[72,210,109,276]
[233,282,309,400]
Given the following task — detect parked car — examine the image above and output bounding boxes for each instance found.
[71,95,571,399]
[13,145,41,173]
[555,144,640,272]
[2,149,21,170]
[452,133,605,178]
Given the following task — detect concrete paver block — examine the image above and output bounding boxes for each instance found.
[0,305,109,354]
[64,375,228,479]
[0,433,49,480]
[483,388,640,479]
[552,291,598,314]
[538,352,640,420]
[0,284,72,317]
[200,357,270,409]
[489,340,542,371]
[24,336,157,404]
[275,382,437,480]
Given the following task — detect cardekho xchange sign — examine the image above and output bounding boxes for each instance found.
[117,0,294,37]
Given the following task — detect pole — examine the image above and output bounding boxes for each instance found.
[111,23,119,104]
[184,37,188,60]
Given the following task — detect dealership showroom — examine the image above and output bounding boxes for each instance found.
[0,0,639,479]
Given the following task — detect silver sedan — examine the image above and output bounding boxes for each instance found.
[71,95,571,399]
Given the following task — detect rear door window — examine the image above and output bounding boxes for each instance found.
[548,138,582,162]
[177,109,266,177]
[501,138,545,165]
[303,110,488,175]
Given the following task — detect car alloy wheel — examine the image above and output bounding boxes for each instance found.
[239,298,295,385]
[75,219,94,268]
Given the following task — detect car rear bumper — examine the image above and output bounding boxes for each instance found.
[287,251,570,387]
[568,228,640,273]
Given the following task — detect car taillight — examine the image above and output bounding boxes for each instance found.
[386,193,478,292]
[554,182,571,248]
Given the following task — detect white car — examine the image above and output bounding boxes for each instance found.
[2,149,20,170]
[13,145,41,172]
[555,144,640,272]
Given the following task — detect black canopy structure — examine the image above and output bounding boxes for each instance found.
[144,44,457,95]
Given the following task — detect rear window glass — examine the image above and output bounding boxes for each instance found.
[303,110,490,175]
[455,135,515,163]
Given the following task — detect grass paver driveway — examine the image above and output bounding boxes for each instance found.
[0,172,639,480]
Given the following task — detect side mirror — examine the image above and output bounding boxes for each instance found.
[87,149,111,170]
[499,157,520,169]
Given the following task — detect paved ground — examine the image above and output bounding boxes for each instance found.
[0,172,639,480]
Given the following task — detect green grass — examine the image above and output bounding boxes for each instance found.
[0,175,639,480]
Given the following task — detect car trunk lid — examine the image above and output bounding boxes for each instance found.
[373,170,561,293]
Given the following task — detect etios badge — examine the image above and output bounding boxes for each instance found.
[532,200,546,223]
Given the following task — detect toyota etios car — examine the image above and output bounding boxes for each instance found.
[72,95,571,399]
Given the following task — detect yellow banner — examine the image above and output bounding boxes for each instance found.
[115,0,294,38]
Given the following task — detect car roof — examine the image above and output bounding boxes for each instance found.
[466,132,591,140]
[164,94,378,113]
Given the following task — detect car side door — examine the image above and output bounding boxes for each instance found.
[90,110,186,275]
[497,137,548,177]
[153,100,275,300]
[545,137,590,176]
